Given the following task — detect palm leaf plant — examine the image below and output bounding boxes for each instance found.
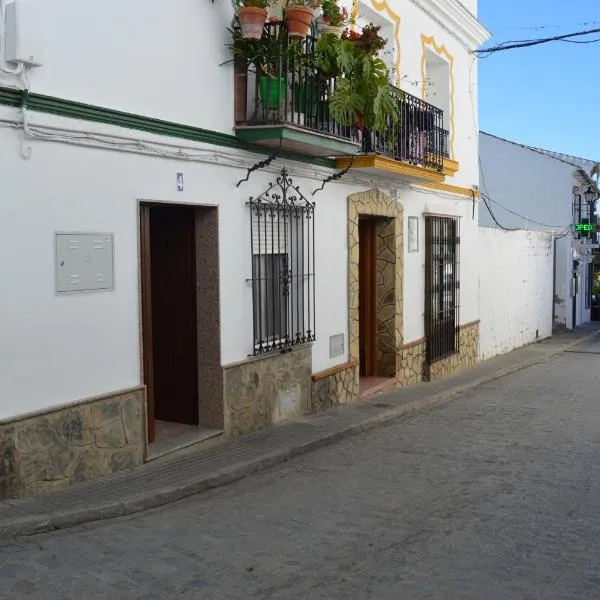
[315,34,399,135]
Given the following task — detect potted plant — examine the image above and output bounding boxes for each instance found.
[227,28,287,111]
[341,22,386,55]
[316,34,399,134]
[285,0,319,40]
[237,0,271,40]
[318,0,348,38]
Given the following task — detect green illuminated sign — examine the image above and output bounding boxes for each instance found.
[575,223,595,232]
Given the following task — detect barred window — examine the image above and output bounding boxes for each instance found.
[248,169,315,355]
[425,216,460,363]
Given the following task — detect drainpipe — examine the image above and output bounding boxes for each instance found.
[552,235,557,326]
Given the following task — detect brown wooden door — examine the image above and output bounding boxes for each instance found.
[140,204,199,441]
[359,217,377,377]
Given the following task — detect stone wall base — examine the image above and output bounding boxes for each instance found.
[223,346,313,438]
[311,362,359,412]
[398,338,427,386]
[0,387,145,500]
[426,321,480,381]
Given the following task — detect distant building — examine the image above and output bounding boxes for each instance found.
[479,132,599,329]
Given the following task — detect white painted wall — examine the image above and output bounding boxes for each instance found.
[0,107,357,419]
[0,0,237,134]
[0,0,486,419]
[0,0,482,189]
[479,132,581,329]
[384,0,481,188]
[478,227,554,360]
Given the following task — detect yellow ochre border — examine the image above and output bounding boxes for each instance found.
[335,155,445,183]
[352,0,402,86]
[420,181,480,198]
[421,34,455,160]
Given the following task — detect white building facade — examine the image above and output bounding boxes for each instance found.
[479,132,600,331]
[0,0,488,498]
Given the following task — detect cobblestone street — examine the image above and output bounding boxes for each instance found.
[2,342,600,599]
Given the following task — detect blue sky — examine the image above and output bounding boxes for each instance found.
[478,0,600,160]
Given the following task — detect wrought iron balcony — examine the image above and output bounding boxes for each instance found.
[361,89,445,172]
[233,21,447,174]
[233,22,358,157]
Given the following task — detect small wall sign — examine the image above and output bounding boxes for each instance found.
[176,173,184,192]
[408,216,419,252]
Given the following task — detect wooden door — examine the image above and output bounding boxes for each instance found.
[359,217,377,377]
[140,204,199,442]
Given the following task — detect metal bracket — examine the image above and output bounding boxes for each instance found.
[312,153,357,196]
[236,138,283,188]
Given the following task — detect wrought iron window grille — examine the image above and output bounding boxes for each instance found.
[425,216,460,363]
[248,167,316,355]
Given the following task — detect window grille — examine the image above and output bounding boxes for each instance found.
[425,216,460,363]
[248,168,315,354]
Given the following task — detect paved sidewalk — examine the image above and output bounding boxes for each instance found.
[0,325,598,541]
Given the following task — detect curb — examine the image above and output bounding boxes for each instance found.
[2,330,599,541]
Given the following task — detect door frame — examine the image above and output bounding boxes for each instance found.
[358,216,378,377]
[139,201,200,442]
[140,203,156,443]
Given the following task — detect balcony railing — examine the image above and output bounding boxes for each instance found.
[430,126,450,159]
[362,90,445,171]
[235,22,354,141]
[235,22,446,171]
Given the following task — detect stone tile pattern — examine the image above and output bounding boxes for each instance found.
[311,364,359,413]
[427,321,480,381]
[0,388,145,500]
[375,218,397,378]
[399,338,427,386]
[223,347,312,437]
[195,207,223,430]
[348,190,404,378]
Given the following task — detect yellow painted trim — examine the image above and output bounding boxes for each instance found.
[420,181,480,198]
[443,157,459,175]
[351,0,401,86]
[426,155,460,176]
[351,0,359,31]
[421,34,455,160]
[335,154,445,183]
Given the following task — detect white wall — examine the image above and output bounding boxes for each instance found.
[0,0,236,133]
[478,227,554,360]
[364,0,481,189]
[479,132,581,328]
[0,107,356,419]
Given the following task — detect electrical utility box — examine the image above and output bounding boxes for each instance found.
[4,0,43,67]
[55,233,115,294]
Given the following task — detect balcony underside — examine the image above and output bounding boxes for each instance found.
[235,124,360,158]
[335,154,445,184]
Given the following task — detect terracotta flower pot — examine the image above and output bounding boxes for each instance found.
[239,6,268,40]
[285,5,314,39]
[317,17,343,38]
[320,23,344,38]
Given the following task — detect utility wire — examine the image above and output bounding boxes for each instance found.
[476,27,600,55]
[479,156,573,231]
[493,20,600,33]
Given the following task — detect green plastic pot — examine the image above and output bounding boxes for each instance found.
[293,83,318,116]
[258,76,286,110]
